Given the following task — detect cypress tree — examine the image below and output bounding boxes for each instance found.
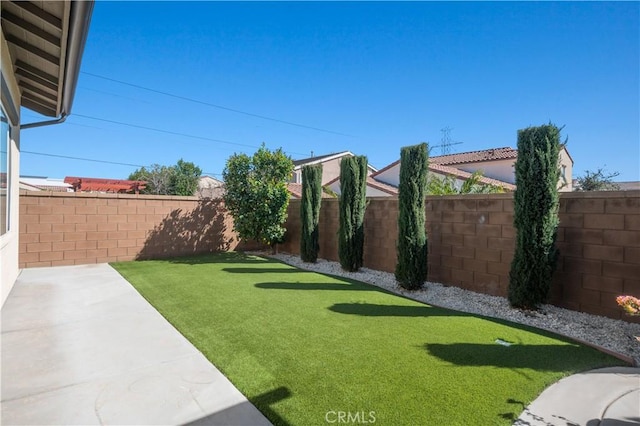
[300,164,323,262]
[338,155,368,272]
[395,143,429,290]
[508,124,562,309]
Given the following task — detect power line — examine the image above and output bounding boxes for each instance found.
[72,113,307,157]
[22,150,145,168]
[81,71,355,138]
[21,150,224,176]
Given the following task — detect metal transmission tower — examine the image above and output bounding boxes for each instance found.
[428,127,463,155]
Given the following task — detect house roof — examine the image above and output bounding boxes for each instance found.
[287,183,334,199]
[428,163,516,191]
[20,176,72,192]
[64,177,147,193]
[293,152,351,167]
[1,1,94,118]
[292,151,378,172]
[323,176,400,196]
[430,147,518,165]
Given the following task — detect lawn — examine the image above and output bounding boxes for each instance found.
[112,252,625,425]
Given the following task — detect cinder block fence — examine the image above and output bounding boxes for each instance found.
[19,190,640,322]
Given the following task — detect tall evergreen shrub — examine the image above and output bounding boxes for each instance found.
[395,143,429,290]
[508,124,562,309]
[338,156,368,272]
[300,164,323,262]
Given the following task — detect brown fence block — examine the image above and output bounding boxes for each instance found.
[98,222,119,232]
[451,268,474,285]
[51,260,76,267]
[26,204,52,215]
[605,197,640,214]
[602,262,640,280]
[76,205,98,215]
[40,233,63,243]
[39,251,64,262]
[584,214,625,230]
[583,244,624,262]
[76,223,98,232]
[21,233,40,243]
[475,249,501,263]
[624,247,640,264]
[27,243,51,253]
[476,223,501,237]
[463,258,486,273]
[117,222,137,231]
[564,228,604,245]
[489,211,513,225]
[97,240,118,249]
[63,250,87,260]
[477,199,504,212]
[463,235,487,249]
[625,215,640,231]
[559,214,584,228]
[26,223,52,234]
[86,232,108,241]
[76,240,97,250]
[52,242,76,251]
[566,198,605,214]
[582,274,623,293]
[603,230,640,247]
[441,211,465,223]
[86,214,108,224]
[64,232,87,242]
[624,279,640,295]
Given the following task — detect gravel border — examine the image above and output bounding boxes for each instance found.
[258,252,640,366]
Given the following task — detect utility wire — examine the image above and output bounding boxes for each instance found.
[72,113,308,157]
[81,71,355,138]
[21,150,224,176]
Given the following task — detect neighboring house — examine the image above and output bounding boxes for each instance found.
[325,175,399,197]
[1,0,93,306]
[291,151,377,186]
[197,175,225,198]
[372,146,573,192]
[19,176,73,192]
[614,181,640,191]
[286,182,336,199]
[64,176,147,193]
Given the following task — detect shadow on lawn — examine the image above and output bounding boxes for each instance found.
[223,267,307,274]
[328,302,468,317]
[425,342,593,371]
[182,386,291,426]
[255,282,378,291]
[168,252,272,265]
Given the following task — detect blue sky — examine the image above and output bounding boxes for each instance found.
[20,1,639,182]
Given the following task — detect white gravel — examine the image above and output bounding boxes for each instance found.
[263,252,640,366]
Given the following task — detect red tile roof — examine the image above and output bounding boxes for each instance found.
[287,183,334,199]
[430,147,518,165]
[428,163,516,191]
[64,177,147,193]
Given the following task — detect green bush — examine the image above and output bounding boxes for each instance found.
[508,124,562,309]
[338,156,368,272]
[395,143,429,290]
[300,164,323,263]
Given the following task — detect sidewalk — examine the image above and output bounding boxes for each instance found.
[516,366,640,426]
[1,264,271,425]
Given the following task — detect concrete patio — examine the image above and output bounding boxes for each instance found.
[1,263,271,425]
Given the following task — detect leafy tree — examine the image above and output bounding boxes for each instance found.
[426,170,506,195]
[300,164,323,263]
[128,159,202,196]
[128,164,174,195]
[508,124,562,309]
[338,155,368,272]
[396,143,429,290]
[170,159,202,196]
[575,168,620,191]
[223,144,293,249]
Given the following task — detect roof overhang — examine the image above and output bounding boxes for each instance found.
[1,1,93,118]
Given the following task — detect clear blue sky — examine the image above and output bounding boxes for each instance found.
[20,1,639,182]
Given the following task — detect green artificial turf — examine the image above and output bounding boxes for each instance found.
[112,252,625,425]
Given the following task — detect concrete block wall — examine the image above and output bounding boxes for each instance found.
[19,191,240,267]
[280,191,640,322]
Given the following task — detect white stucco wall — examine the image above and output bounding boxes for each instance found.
[1,31,21,307]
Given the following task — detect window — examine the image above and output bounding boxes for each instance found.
[1,106,9,235]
